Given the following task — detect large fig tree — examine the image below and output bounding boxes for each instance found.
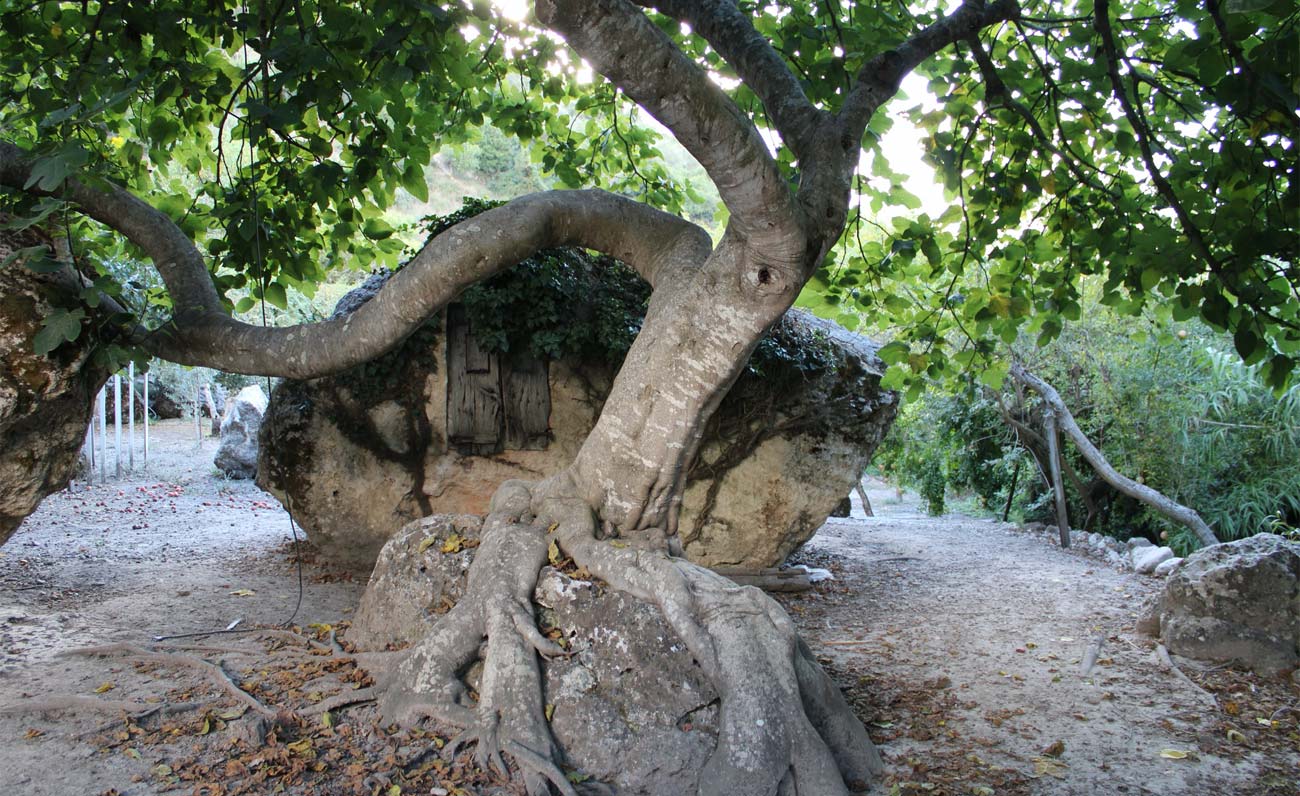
[1,1,1295,793]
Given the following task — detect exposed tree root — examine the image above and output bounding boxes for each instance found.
[374,476,883,795]
[64,643,278,720]
[378,480,575,796]
[0,694,198,717]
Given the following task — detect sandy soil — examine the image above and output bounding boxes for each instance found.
[0,420,1295,795]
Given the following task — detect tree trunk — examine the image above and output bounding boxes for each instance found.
[1044,408,1072,547]
[855,480,874,517]
[1001,457,1020,522]
[1011,363,1219,547]
[0,244,111,544]
[374,233,885,795]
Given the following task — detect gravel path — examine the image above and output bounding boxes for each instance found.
[0,426,1292,795]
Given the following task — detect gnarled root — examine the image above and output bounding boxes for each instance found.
[377,480,575,796]
[533,477,883,796]
[380,475,882,795]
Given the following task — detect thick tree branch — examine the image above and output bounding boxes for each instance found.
[1,141,711,378]
[840,0,1021,140]
[632,0,828,163]
[0,141,222,316]
[536,0,803,250]
[1011,363,1220,547]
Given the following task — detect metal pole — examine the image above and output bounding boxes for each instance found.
[143,369,150,467]
[127,362,136,472]
[97,387,107,482]
[83,421,94,485]
[113,373,122,479]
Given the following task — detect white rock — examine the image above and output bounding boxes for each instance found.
[1153,557,1184,576]
[801,567,835,583]
[1132,545,1174,574]
[1127,537,1154,551]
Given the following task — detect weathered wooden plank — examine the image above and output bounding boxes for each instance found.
[446,305,502,454]
[503,352,550,450]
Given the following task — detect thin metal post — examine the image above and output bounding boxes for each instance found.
[96,387,107,482]
[83,420,95,485]
[127,362,136,472]
[113,372,122,479]
[143,370,150,467]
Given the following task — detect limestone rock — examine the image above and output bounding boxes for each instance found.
[1127,537,1154,551]
[1153,557,1183,577]
[352,515,720,795]
[349,514,484,650]
[0,223,109,545]
[214,385,267,479]
[260,279,897,570]
[1132,545,1174,574]
[1149,533,1300,675]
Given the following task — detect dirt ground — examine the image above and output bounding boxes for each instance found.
[0,419,1295,795]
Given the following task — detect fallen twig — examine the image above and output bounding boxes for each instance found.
[1154,644,1217,707]
[64,643,277,719]
[1080,633,1105,677]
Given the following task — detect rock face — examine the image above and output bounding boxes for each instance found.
[1146,534,1300,675]
[214,385,267,479]
[353,515,721,795]
[0,223,109,545]
[260,273,897,570]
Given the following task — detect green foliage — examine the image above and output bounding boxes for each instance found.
[920,458,946,518]
[795,3,1297,391]
[420,199,651,365]
[883,299,1300,553]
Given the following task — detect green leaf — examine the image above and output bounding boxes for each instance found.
[263,282,288,310]
[33,308,85,355]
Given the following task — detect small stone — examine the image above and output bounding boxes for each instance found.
[1153,557,1183,577]
[1132,546,1174,574]
[1127,537,1154,551]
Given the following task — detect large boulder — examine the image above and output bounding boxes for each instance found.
[1145,533,1300,675]
[0,221,110,545]
[260,267,897,570]
[352,515,721,795]
[214,385,267,479]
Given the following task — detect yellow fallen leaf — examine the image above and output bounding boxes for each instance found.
[321,711,334,728]
[287,737,313,754]
[198,716,211,735]
[545,703,555,722]
[417,536,438,553]
[1159,749,1191,759]
[229,589,256,597]
[1255,717,1274,727]
[23,728,44,739]
[548,540,562,566]
[1226,729,1246,743]
[440,534,464,554]
[547,522,559,534]
[95,682,115,694]
[1031,756,1067,778]
[610,540,628,549]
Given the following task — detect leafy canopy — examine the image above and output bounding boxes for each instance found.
[1,1,1295,387]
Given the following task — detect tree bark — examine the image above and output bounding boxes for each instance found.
[1002,457,1020,522]
[1044,408,1072,547]
[1011,363,1220,547]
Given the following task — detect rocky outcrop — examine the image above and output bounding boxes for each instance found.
[0,223,110,545]
[352,515,721,795]
[214,385,266,479]
[1143,533,1300,675]
[260,273,897,570]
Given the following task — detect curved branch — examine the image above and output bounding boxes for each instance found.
[1010,363,1220,547]
[840,0,1021,140]
[536,0,802,246]
[1,141,712,378]
[632,0,828,162]
[1,141,221,316]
